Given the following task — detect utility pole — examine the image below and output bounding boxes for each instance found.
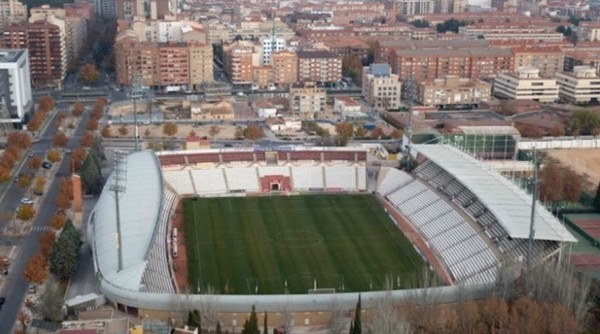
[526,147,539,274]
[110,150,128,271]
[131,73,144,151]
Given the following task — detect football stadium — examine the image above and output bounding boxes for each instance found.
[87,144,576,323]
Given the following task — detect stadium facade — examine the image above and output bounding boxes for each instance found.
[88,146,575,323]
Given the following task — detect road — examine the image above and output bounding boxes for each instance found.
[0,106,92,332]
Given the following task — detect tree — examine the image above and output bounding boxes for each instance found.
[16,205,35,221]
[371,127,384,140]
[163,122,178,137]
[570,110,600,136]
[52,132,69,148]
[353,294,362,334]
[539,163,564,204]
[80,132,94,147]
[242,305,260,334]
[516,124,544,138]
[71,148,87,172]
[38,230,56,257]
[38,96,55,112]
[49,220,80,279]
[7,132,31,150]
[79,63,99,85]
[28,156,42,170]
[48,212,67,230]
[55,192,71,210]
[562,169,582,203]
[263,311,268,334]
[101,125,111,138]
[390,129,403,139]
[335,122,354,146]
[72,102,85,117]
[594,182,600,209]
[33,177,46,195]
[243,123,265,140]
[18,311,30,333]
[216,321,222,334]
[47,149,61,163]
[208,125,221,139]
[410,19,430,28]
[550,126,566,137]
[17,174,32,188]
[187,310,201,328]
[23,251,49,284]
[354,126,367,139]
[118,125,129,136]
[80,150,104,194]
[87,118,99,131]
[0,166,9,183]
[436,18,469,33]
[32,283,64,322]
[59,178,73,200]
[234,128,244,139]
[342,55,363,84]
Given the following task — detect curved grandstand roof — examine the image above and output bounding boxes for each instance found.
[90,151,163,291]
[413,144,576,243]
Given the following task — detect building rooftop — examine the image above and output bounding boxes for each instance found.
[369,63,391,77]
[0,49,26,63]
[296,49,339,59]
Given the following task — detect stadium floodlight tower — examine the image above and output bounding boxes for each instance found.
[131,73,144,151]
[109,150,128,271]
[526,147,539,274]
[403,76,416,170]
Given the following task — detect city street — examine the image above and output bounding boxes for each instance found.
[0,105,92,332]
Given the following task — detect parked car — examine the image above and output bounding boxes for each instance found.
[42,162,52,169]
[20,198,33,205]
[28,285,36,294]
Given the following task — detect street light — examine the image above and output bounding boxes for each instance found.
[131,73,144,151]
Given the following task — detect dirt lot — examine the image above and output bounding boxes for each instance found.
[545,149,600,191]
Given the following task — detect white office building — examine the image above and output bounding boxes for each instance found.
[493,67,558,103]
[362,64,402,110]
[260,35,286,66]
[555,66,600,104]
[0,49,33,123]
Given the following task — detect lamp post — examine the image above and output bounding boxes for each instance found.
[131,73,144,151]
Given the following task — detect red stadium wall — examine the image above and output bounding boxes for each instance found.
[260,175,291,192]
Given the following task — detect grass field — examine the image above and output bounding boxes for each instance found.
[183,194,427,294]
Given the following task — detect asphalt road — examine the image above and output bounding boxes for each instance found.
[0,106,92,332]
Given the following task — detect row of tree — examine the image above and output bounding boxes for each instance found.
[516,110,600,138]
[26,95,55,133]
[0,131,32,182]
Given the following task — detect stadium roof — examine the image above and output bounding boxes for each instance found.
[456,126,521,136]
[90,151,163,291]
[413,144,577,242]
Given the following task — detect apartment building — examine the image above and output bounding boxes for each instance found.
[0,49,32,122]
[205,22,232,44]
[289,81,326,119]
[512,46,564,78]
[459,26,564,41]
[416,75,491,108]
[362,64,402,110]
[0,0,27,23]
[224,41,261,85]
[30,5,87,66]
[394,0,435,15]
[95,0,116,17]
[252,66,273,90]
[1,22,66,87]
[297,50,342,83]
[555,66,600,104]
[579,21,600,42]
[115,38,213,89]
[494,67,558,103]
[271,50,298,86]
[375,39,488,65]
[64,0,95,21]
[564,51,600,74]
[260,35,286,66]
[130,19,207,44]
[320,37,369,61]
[390,47,513,82]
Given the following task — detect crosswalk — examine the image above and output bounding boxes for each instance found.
[28,226,54,233]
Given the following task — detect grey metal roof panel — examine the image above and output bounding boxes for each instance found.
[413,144,577,242]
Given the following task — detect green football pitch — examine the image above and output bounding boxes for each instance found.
[182,194,427,294]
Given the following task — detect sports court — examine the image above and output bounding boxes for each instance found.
[182,195,427,294]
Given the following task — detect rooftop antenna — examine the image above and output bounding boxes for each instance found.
[110,150,128,271]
